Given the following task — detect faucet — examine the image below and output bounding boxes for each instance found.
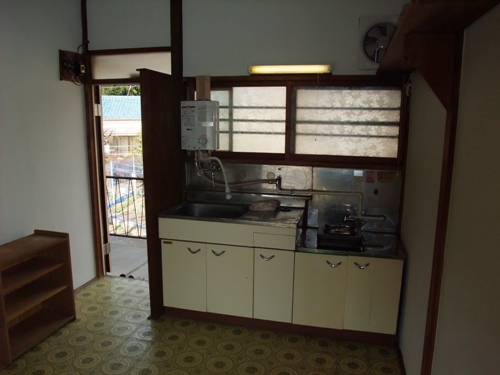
[208,162,221,192]
[196,151,232,199]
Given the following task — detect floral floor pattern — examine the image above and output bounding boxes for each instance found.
[0,276,404,374]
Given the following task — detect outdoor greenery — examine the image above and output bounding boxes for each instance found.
[102,85,140,96]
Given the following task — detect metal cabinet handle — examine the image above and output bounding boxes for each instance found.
[326,260,342,268]
[354,262,370,269]
[187,247,201,254]
[211,249,226,256]
[259,254,275,261]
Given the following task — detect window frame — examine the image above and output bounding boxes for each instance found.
[183,74,408,170]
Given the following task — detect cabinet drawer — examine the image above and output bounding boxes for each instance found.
[253,233,296,250]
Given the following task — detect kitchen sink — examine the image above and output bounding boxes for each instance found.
[163,202,249,219]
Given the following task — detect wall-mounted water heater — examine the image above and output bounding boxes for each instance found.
[181,100,219,150]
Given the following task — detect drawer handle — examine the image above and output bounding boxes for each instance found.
[259,254,275,261]
[354,262,370,270]
[326,260,342,268]
[187,247,201,254]
[211,250,226,257]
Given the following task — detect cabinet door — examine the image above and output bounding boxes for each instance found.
[292,252,347,329]
[254,248,294,323]
[162,240,206,312]
[344,256,403,334]
[207,244,253,318]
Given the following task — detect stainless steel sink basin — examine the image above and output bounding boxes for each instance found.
[164,202,249,219]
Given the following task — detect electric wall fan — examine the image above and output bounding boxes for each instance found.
[362,23,396,63]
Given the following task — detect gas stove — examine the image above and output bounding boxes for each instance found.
[300,223,364,253]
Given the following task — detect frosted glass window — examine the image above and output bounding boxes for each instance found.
[211,87,286,153]
[292,88,401,157]
[91,52,171,79]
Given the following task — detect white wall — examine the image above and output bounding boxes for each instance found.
[398,74,446,375]
[183,0,406,76]
[87,0,171,50]
[86,0,406,76]
[432,5,500,374]
[0,0,96,288]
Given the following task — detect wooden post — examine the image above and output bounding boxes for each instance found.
[196,76,211,100]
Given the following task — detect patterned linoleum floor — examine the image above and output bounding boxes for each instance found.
[0,276,404,375]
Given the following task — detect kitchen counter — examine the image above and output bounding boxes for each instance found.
[159,204,304,229]
[159,200,405,260]
[297,228,406,260]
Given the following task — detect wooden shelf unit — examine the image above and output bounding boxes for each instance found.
[377,0,498,110]
[0,230,76,365]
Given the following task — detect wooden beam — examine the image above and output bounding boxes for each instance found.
[196,76,211,100]
[379,0,499,74]
[420,32,464,375]
[404,33,457,110]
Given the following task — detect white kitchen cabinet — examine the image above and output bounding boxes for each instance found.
[343,256,404,334]
[292,252,347,329]
[159,215,404,336]
[254,248,295,323]
[207,244,254,318]
[160,215,297,319]
[162,240,207,312]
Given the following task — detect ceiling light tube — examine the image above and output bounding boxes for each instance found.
[248,64,331,74]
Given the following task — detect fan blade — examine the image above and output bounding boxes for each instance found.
[364,36,378,45]
[367,27,383,39]
[378,24,388,36]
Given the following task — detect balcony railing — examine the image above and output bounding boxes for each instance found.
[106,175,146,238]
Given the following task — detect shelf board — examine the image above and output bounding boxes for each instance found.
[5,284,68,322]
[9,309,75,359]
[0,232,67,270]
[378,0,499,74]
[2,261,64,295]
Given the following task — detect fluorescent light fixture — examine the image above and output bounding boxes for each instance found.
[248,64,331,74]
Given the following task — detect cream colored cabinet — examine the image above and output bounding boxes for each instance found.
[162,240,207,312]
[162,240,254,318]
[206,244,254,318]
[254,248,295,323]
[343,256,404,334]
[292,252,347,329]
[160,216,297,319]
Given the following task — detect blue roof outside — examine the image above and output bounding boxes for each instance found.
[102,96,141,120]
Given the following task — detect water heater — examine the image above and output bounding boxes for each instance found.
[181,100,219,150]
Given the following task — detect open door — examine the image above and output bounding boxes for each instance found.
[139,69,184,316]
[94,86,112,272]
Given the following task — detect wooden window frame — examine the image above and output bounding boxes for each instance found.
[183,74,409,170]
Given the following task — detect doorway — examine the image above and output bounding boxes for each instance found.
[100,85,148,280]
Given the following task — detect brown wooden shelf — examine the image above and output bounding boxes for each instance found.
[5,284,68,322]
[0,230,75,365]
[378,0,498,110]
[0,233,66,270]
[9,309,75,359]
[379,0,499,74]
[2,261,63,295]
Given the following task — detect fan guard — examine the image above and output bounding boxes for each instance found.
[363,23,396,63]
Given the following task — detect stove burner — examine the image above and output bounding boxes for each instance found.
[324,224,357,236]
[315,224,362,252]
